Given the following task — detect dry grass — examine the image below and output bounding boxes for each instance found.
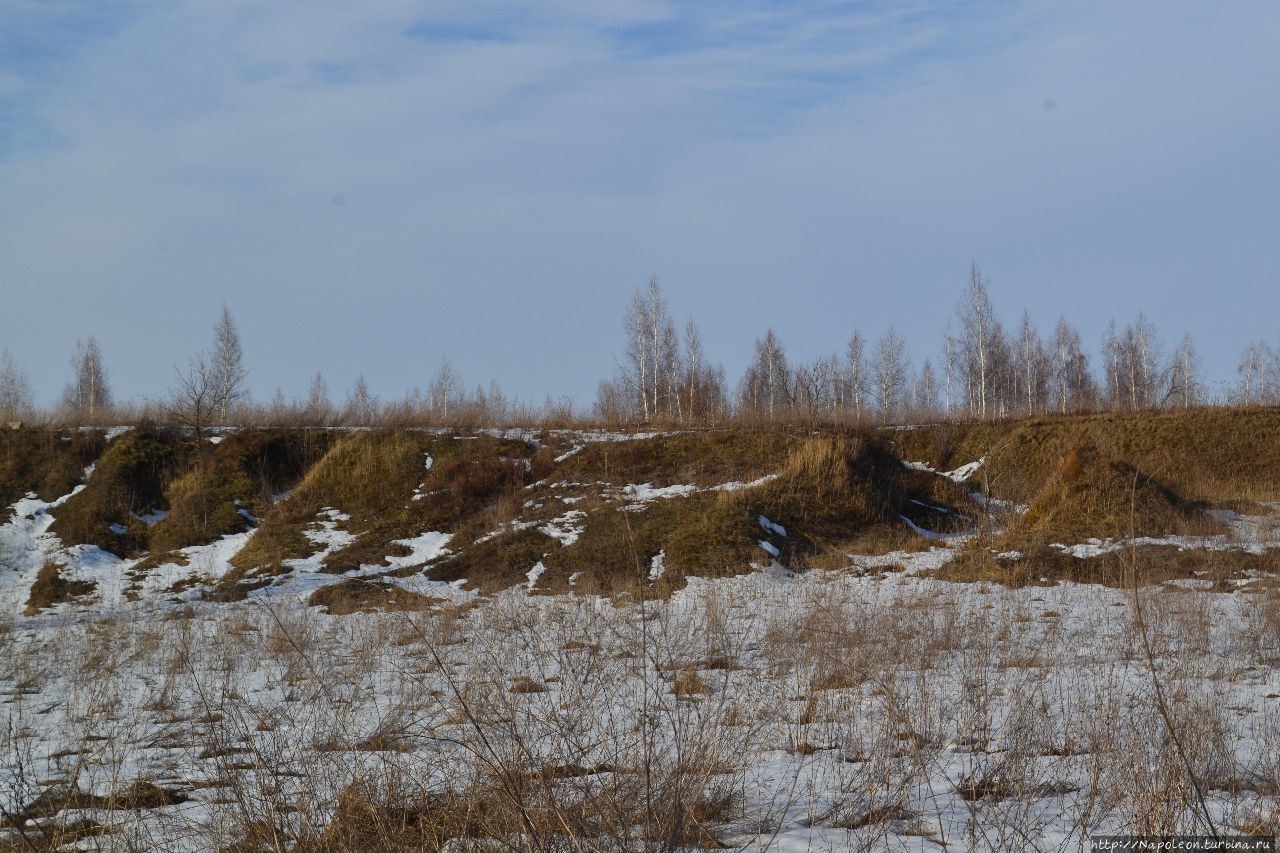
[48,426,189,556]
[23,561,96,615]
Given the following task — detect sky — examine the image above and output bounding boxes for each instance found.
[1,1,1277,409]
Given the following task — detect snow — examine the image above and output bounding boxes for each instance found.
[648,550,666,581]
[374,531,452,572]
[554,444,584,463]
[619,482,698,510]
[538,510,586,546]
[904,456,986,483]
[899,514,969,543]
[758,539,780,557]
[526,560,548,590]
[712,473,779,492]
[758,514,786,537]
[281,508,356,573]
[848,546,959,575]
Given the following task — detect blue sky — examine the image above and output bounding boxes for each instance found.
[1,1,1278,408]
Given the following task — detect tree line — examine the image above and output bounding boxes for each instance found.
[1,264,1278,428]
[596,265,1277,425]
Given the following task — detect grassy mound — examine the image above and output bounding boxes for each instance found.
[308,578,444,615]
[148,430,328,555]
[663,432,964,578]
[941,444,1228,587]
[48,427,189,557]
[0,427,107,506]
[890,407,1280,505]
[25,561,96,614]
[229,431,545,581]
[495,431,973,597]
[1010,445,1216,545]
[553,430,793,487]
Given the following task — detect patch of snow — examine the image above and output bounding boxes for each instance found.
[711,474,779,492]
[648,550,666,581]
[82,462,96,480]
[903,457,986,483]
[208,435,224,444]
[282,508,356,572]
[104,426,131,441]
[620,482,698,506]
[554,444,584,463]
[134,509,168,526]
[849,546,958,575]
[758,514,786,537]
[539,510,587,546]
[758,539,780,557]
[375,531,452,573]
[900,515,969,543]
[945,458,985,482]
[108,522,128,536]
[526,561,547,590]
[474,520,539,545]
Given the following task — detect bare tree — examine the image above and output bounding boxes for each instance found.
[164,350,221,442]
[213,305,248,423]
[344,374,379,425]
[845,329,869,422]
[622,278,680,421]
[1014,311,1048,416]
[0,350,34,421]
[429,358,460,421]
[1237,340,1274,406]
[1166,333,1203,409]
[305,373,333,425]
[64,336,111,421]
[956,263,998,419]
[914,358,939,420]
[1049,317,1093,413]
[1105,314,1162,410]
[873,324,909,423]
[739,329,791,420]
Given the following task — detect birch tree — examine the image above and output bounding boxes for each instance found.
[0,350,34,421]
[65,337,111,421]
[213,305,248,423]
[1166,333,1202,409]
[845,329,869,422]
[957,263,998,419]
[873,324,909,423]
[740,329,791,420]
[345,374,379,425]
[623,278,679,421]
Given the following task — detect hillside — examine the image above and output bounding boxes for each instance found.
[6,412,1280,849]
[4,410,1280,618]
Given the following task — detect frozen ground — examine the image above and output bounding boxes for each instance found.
[5,452,1280,848]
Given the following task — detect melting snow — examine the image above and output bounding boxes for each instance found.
[526,560,547,590]
[648,550,666,581]
[758,514,786,537]
[539,510,587,546]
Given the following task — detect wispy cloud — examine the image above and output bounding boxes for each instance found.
[1,1,1277,405]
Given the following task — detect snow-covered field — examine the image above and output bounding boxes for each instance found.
[5,443,1280,849]
[6,530,1280,848]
